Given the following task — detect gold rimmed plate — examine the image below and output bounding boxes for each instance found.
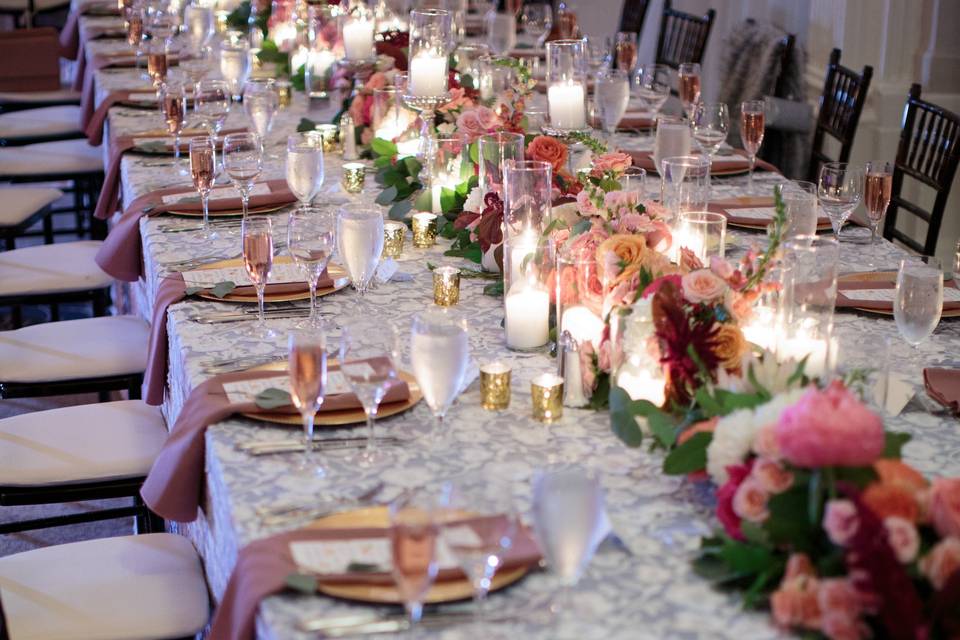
[166,202,290,218]
[191,257,349,303]
[238,365,423,427]
[837,271,960,318]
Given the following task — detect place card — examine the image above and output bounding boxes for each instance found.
[842,288,960,303]
[289,531,473,575]
[221,370,357,404]
[181,262,303,288]
[723,207,776,220]
[160,183,271,205]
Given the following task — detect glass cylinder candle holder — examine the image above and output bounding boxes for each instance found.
[341,162,365,193]
[433,266,461,306]
[412,212,438,248]
[480,360,511,410]
[338,0,376,62]
[661,155,710,222]
[304,4,338,100]
[453,42,490,87]
[503,234,554,351]
[545,39,588,134]
[555,245,605,353]
[427,135,468,213]
[372,86,417,142]
[675,211,727,264]
[407,9,451,98]
[382,220,405,257]
[503,160,553,242]
[531,372,563,422]
[741,264,789,352]
[314,123,338,152]
[478,132,525,197]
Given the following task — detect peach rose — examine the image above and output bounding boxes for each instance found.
[678,246,704,273]
[919,536,960,590]
[681,268,727,303]
[753,421,782,460]
[929,477,960,538]
[576,189,602,217]
[821,612,868,640]
[596,234,647,283]
[527,135,568,173]
[712,323,747,373]
[873,459,928,492]
[591,151,633,175]
[786,553,816,580]
[438,87,471,113]
[752,458,794,494]
[771,568,821,630]
[883,516,920,563]
[364,71,388,90]
[823,499,859,546]
[732,476,769,523]
[862,482,920,522]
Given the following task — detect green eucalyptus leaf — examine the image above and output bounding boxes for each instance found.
[184,286,203,296]
[376,185,399,205]
[388,200,413,220]
[284,573,317,594]
[483,280,504,297]
[254,387,292,410]
[296,117,318,133]
[209,281,236,298]
[402,156,422,177]
[663,432,712,475]
[883,431,911,458]
[610,386,644,447]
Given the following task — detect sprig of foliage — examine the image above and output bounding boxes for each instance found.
[567,130,608,154]
[256,40,291,77]
[492,57,533,94]
[369,138,424,220]
[743,187,788,291]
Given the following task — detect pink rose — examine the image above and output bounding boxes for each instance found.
[579,341,597,395]
[751,458,794,493]
[640,199,669,220]
[785,553,816,580]
[920,536,960,590]
[474,105,500,130]
[753,422,782,460]
[817,578,862,617]
[775,381,884,468]
[576,189,601,217]
[438,87,470,113]
[883,516,920,563]
[591,151,633,175]
[710,255,735,280]
[681,269,727,303]
[348,94,366,126]
[679,247,704,272]
[823,499,859,546]
[929,477,960,539]
[732,477,769,523]
[597,337,612,373]
[456,106,501,143]
[821,612,869,640]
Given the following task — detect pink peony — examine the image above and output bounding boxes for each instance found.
[752,458,794,493]
[591,151,633,175]
[929,477,960,539]
[883,516,920,563]
[823,499,860,546]
[681,269,727,303]
[732,477,770,523]
[919,536,960,590]
[775,381,884,468]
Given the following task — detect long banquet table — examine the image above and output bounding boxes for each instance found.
[79,18,960,640]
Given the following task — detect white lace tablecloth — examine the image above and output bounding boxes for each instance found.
[83,25,960,640]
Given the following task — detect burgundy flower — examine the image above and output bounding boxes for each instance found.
[717,460,753,541]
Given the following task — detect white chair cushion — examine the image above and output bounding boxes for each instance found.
[0,187,62,227]
[0,85,81,105]
[0,400,165,486]
[0,105,82,139]
[0,316,149,383]
[0,533,210,640]
[0,139,102,177]
[0,241,111,296]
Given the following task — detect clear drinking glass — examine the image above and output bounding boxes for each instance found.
[484,10,516,56]
[241,215,276,339]
[583,34,612,74]
[652,115,691,175]
[223,132,263,217]
[339,317,400,466]
[619,166,646,198]
[678,62,701,121]
[614,31,638,74]
[503,159,553,240]
[595,68,630,144]
[288,329,328,478]
[864,160,893,244]
[194,79,231,137]
[895,256,943,348]
[777,180,819,240]
[740,100,765,188]
[286,133,325,211]
[818,162,864,241]
[389,490,440,627]
[633,64,670,122]
[243,78,279,156]
[691,102,729,170]
[477,131,525,197]
[676,211,726,264]
[287,209,336,329]
[220,39,252,101]
[336,208,384,295]
[520,2,551,47]
[160,81,188,173]
[661,155,709,220]
[410,308,469,438]
[188,136,216,239]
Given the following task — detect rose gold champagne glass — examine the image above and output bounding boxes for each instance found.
[288,329,328,478]
[189,136,216,238]
[740,100,765,189]
[678,62,701,121]
[241,215,275,339]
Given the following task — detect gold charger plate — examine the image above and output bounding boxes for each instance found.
[837,271,960,318]
[307,506,531,604]
[239,366,423,427]
[192,257,349,303]
[166,202,289,218]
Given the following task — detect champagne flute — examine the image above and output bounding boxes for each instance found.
[126,7,145,73]
[632,64,670,124]
[146,44,168,90]
[223,132,263,217]
[287,209,336,329]
[241,215,276,339]
[410,308,469,439]
[243,78,279,158]
[614,31,638,74]
[520,2,551,47]
[336,208,383,296]
[339,317,400,467]
[485,9,516,56]
[595,68,630,145]
[160,82,188,174]
[220,39,251,101]
[389,490,439,628]
[288,329,328,478]
[189,136,217,239]
[895,256,943,348]
[691,102,729,172]
[864,160,893,245]
[286,133,324,212]
[678,62,701,121]
[740,100,765,189]
[818,162,864,241]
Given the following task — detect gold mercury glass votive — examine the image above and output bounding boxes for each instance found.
[412,213,438,248]
[315,124,339,152]
[433,266,461,306]
[342,162,366,193]
[531,373,564,423]
[383,221,406,258]
[480,361,511,410]
[276,80,292,108]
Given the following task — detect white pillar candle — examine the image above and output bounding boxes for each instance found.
[741,307,777,351]
[409,52,448,97]
[616,364,666,406]
[776,336,838,379]
[505,284,549,349]
[342,19,375,61]
[561,305,605,349]
[547,82,586,130]
[508,230,538,287]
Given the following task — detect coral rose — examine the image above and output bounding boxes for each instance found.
[862,482,920,522]
[712,323,747,373]
[591,151,633,175]
[771,565,821,630]
[919,536,960,590]
[527,135,568,173]
[785,553,816,580]
[774,381,884,468]
[823,499,859,546]
[681,269,726,303]
[752,457,794,494]
[732,476,770,523]
[883,516,920,563]
[873,459,928,492]
[929,477,960,538]
[821,612,868,640]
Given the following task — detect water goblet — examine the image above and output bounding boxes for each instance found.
[595,68,630,145]
[410,308,470,440]
[223,132,263,217]
[520,2,551,47]
[691,102,729,172]
[287,209,336,329]
[243,78,279,156]
[286,133,324,213]
[818,162,864,241]
[895,256,943,348]
[632,64,670,123]
[485,10,516,56]
[336,208,383,296]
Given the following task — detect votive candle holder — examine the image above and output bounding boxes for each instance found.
[412,212,438,248]
[315,124,339,152]
[342,162,366,193]
[433,266,460,306]
[480,361,511,410]
[276,79,292,107]
[531,372,564,422]
[383,221,406,258]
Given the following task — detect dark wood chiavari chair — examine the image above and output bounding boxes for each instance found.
[655,0,716,70]
[805,48,873,182]
[883,83,960,256]
[619,0,650,35]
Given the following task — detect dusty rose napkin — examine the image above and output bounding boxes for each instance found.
[95,178,295,282]
[836,277,960,312]
[77,51,177,134]
[924,368,960,416]
[627,149,779,175]
[140,364,410,521]
[84,89,145,144]
[59,11,80,60]
[209,517,542,640]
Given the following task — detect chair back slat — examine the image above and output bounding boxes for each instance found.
[655,0,715,69]
[883,83,960,256]
[619,0,650,35]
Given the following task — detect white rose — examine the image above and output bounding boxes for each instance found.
[462,186,484,213]
[706,407,759,484]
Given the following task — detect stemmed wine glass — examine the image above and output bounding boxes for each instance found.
[287,209,336,329]
[241,215,276,339]
[336,208,383,297]
[188,136,216,239]
[520,2,551,48]
[194,79,231,138]
[485,8,517,56]
[183,2,215,48]
[678,62,701,121]
[389,490,440,629]
[220,37,251,101]
[223,132,263,217]
[691,102,729,171]
[584,34,612,74]
[179,44,212,99]
[633,64,670,125]
[160,82,188,175]
[286,133,324,213]
[243,78,279,158]
[864,160,893,244]
[818,162,864,241]
[288,329,328,478]
[594,68,630,146]
[614,31,638,74]
[894,256,943,348]
[740,100,765,189]
[410,308,470,440]
[339,317,400,467]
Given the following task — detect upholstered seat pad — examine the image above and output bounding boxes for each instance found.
[0,400,165,486]
[0,187,61,227]
[0,316,149,383]
[0,105,82,139]
[0,533,210,640]
[0,85,80,105]
[0,139,102,177]
[0,241,111,296]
